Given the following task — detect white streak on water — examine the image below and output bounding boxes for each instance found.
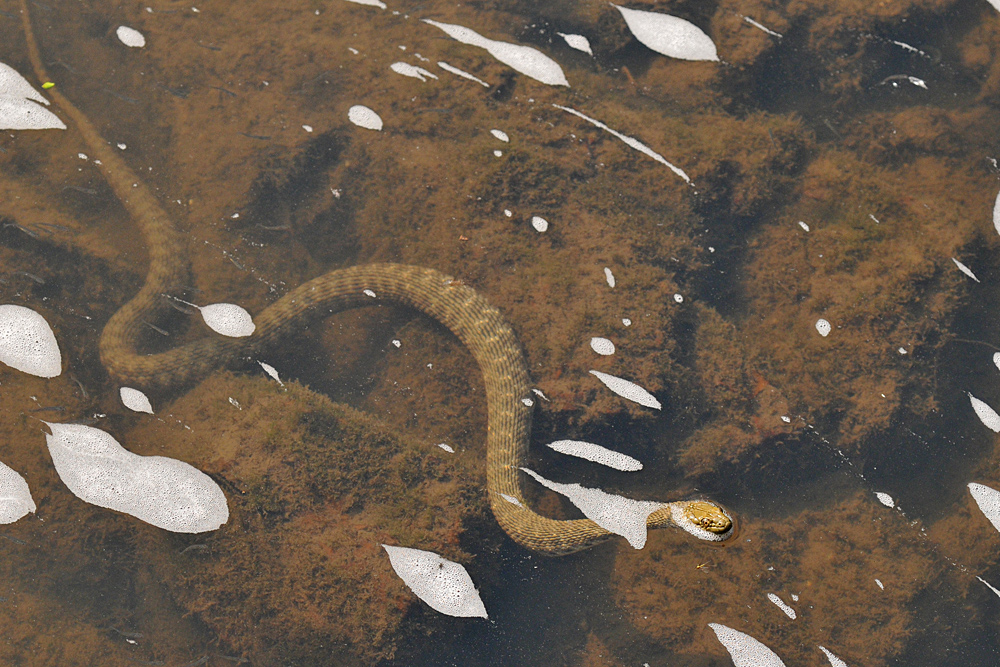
[767,593,796,619]
[390,62,439,81]
[977,576,1000,598]
[969,393,1000,432]
[743,16,783,38]
[437,61,490,87]
[343,0,386,8]
[553,104,691,183]
[818,645,849,667]
[546,440,642,471]
[589,370,661,409]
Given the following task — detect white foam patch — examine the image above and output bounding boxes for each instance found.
[546,440,642,471]
[875,578,884,590]
[120,387,153,414]
[199,303,255,337]
[0,461,36,524]
[952,257,980,282]
[815,318,831,337]
[557,32,593,56]
[743,16,783,38]
[390,62,438,81]
[604,267,616,287]
[553,104,690,182]
[969,482,1000,533]
[437,61,490,87]
[798,221,810,231]
[499,492,523,507]
[0,304,62,377]
[589,370,661,409]
[818,646,849,667]
[590,337,615,355]
[969,393,1000,432]
[382,545,488,618]
[530,216,549,232]
[521,467,662,548]
[978,576,1000,598]
[0,62,66,131]
[875,492,894,508]
[116,26,146,48]
[767,593,796,619]
[993,352,1000,372]
[424,20,569,87]
[437,443,455,453]
[490,129,509,142]
[994,188,1000,236]
[612,4,719,62]
[348,105,383,130]
[344,0,386,8]
[259,361,283,385]
[708,624,787,667]
[44,422,228,533]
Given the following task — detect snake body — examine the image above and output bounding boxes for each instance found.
[20,4,733,555]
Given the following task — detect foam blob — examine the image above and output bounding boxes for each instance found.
[818,646,849,667]
[521,468,663,548]
[952,257,980,282]
[382,545,488,618]
[424,19,569,86]
[348,104,383,130]
[815,318,831,336]
[490,129,509,142]
[0,304,62,377]
[969,393,1000,432]
[531,216,549,232]
[557,32,593,55]
[604,267,616,287]
[44,422,228,533]
[0,461,36,524]
[259,361,283,385]
[589,370,661,409]
[437,443,455,453]
[994,188,1000,236]
[0,62,66,131]
[612,5,719,62]
[590,337,615,355]
[875,491,894,508]
[969,482,1000,533]
[546,440,642,471]
[199,303,255,337]
[116,26,146,48]
[390,62,438,81]
[993,351,1000,371]
[767,593,796,619]
[708,623,787,666]
[120,387,153,414]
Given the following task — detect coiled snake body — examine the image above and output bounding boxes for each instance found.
[20,4,733,555]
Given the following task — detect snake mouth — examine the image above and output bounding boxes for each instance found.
[670,501,739,543]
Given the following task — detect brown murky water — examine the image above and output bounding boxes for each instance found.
[2,0,1000,664]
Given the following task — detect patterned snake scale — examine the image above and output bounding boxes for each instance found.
[20,3,734,555]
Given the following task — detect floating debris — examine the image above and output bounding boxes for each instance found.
[390,62,438,81]
[0,304,62,377]
[381,545,488,618]
[364,289,377,298]
[557,32,593,55]
[553,104,690,183]
[875,578,884,590]
[815,318,831,337]
[952,257,980,282]
[818,646,849,667]
[531,216,549,232]
[437,61,490,87]
[969,482,1000,533]
[259,361,283,385]
[708,623,787,667]
[120,387,153,414]
[436,443,455,453]
[673,293,684,303]
[348,104,383,131]
[743,16,783,38]
[969,393,1000,432]
[493,150,503,158]
[798,221,810,231]
[978,576,1000,598]
[423,20,569,87]
[622,318,631,326]
[546,439,642,471]
[767,593,796,619]
[0,461,35,524]
[612,4,719,62]
[589,370,661,409]
[604,267,616,287]
[344,0,386,8]
[199,303,255,337]
[490,129,509,142]
[590,337,615,356]
[875,492,895,508]
[521,467,663,548]
[44,422,228,533]
[0,62,66,130]
[116,26,146,48]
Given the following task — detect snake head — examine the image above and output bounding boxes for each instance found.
[683,500,733,534]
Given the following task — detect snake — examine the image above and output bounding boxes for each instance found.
[18,2,734,555]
